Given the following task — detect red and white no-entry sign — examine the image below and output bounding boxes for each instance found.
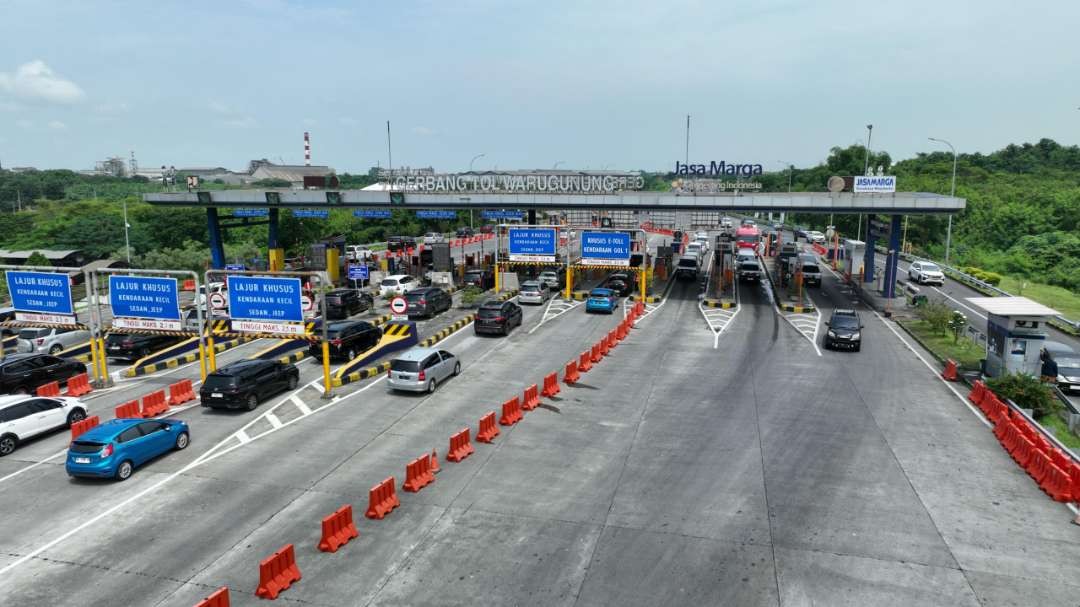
[390,296,408,315]
[209,292,227,310]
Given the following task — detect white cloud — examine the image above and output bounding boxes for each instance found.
[222,116,257,128]
[412,126,435,136]
[208,100,231,114]
[0,60,85,104]
[15,119,32,129]
[47,120,67,130]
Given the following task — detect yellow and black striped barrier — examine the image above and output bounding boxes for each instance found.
[276,349,309,365]
[629,294,662,304]
[336,361,391,386]
[383,323,411,337]
[125,336,252,377]
[419,314,476,348]
[333,321,419,387]
[701,299,735,309]
[780,303,816,313]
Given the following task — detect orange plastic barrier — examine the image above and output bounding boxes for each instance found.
[141,389,168,418]
[115,400,140,419]
[599,336,610,357]
[499,396,523,426]
[616,322,627,341]
[541,372,560,398]
[522,384,540,411]
[169,379,195,405]
[591,343,603,364]
[194,586,230,607]
[36,381,60,397]
[403,452,435,492]
[70,415,99,441]
[941,359,959,381]
[318,504,360,553]
[447,428,475,462]
[578,351,592,373]
[477,411,500,443]
[564,360,580,385]
[255,544,302,600]
[65,372,92,397]
[365,476,400,519]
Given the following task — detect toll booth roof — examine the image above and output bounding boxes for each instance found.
[966,296,1061,317]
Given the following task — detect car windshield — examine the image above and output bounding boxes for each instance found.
[203,374,238,389]
[521,283,541,292]
[802,264,820,273]
[477,306,503,318]
[1058,360,1080,376]
[465,271,484,279]
[832,315,859,329]
[380,279,399,287]
[590,289,613,297]
[922,263,941,272]
[18,328,48,339]
[405,291,429,301]
[70,441,107,453]
[390,359,419,372]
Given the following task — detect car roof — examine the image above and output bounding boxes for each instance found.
[831,308,859,318]
[0,394,38,409]
[212,359,272,374]
[521,281,541,287]
[384,274,410,280]
[479,300,505,308]
[395,347,439,361]
[74,417,147,441]
[327,320,372,331]
[590,288,614,295]
[407,286,441,294]
[1044,341,1076,355]
[325,288,355,295]
[0,353,47,364]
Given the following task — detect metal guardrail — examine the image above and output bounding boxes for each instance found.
[874,246,1080,334]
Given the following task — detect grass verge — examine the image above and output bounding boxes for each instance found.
[997,275,1080,321]
[1036,414,1080,450]
[897,319,985,370]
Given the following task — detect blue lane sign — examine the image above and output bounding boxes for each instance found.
[580,231,632,266]
[226,275,303,324]
[108,275,181,330]
[348,264,369,281]
[233,208,268,217]
[416,210,457,220]
[354,209,391,219]
[508,227,557,262]
[293,209,329,219]
[5,271,74,321]
[225,264,246,271]
[482,210,523,220]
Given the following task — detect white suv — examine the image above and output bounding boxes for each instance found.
[379,274,418,297]
[0,394,88,456]
[909,261,945,286]
[17,327,91,355]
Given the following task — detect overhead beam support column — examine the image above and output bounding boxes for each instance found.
[268,208,284,271]
[207,208,225,270]
[883,214,903,299]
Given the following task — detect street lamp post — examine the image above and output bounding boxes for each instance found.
[928,137,958,264]
[857,124,873,242]
[469,153,485,172]
[469,153,486,229]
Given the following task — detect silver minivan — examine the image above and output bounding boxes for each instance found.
[518,281,551,305]
[387,347,460,393]
[17,327,91,355]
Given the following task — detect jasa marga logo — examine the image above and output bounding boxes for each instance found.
[673,161,764,176]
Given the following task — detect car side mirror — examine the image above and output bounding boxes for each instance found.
[860,324,865,329]
[824,321,830,327]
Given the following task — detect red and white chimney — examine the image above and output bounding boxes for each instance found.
[304,131,311,166]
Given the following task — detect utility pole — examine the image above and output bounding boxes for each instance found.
[928,137,958,264]
[685,114,691,166]
[123,200,132,264]
[857,124,873,242]
[386,121,393,177]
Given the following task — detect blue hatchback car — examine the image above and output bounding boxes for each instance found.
[585,288,618,314]
[66,418,190,481]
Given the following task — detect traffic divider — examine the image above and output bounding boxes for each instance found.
[418,314,477,348]
[564,360,580,385]
[599,336,610,357]
[141,389,168,418]
[430,449,440,474]
[317,504,360,553]
[541,372,560,398]
[126,335,252,378]
[578,350,592,373]
[254,544,302,600]
[591,343,603,364]
[403,453,435,492]
[968,380,986,406]
[477,411,500,443]
[115,400,140,419]
[169,379,196,405]
[193,587,230,607]
[616,322,627,341]
[447,428,475,462]
[941,359,959,381]
[522,384,540,411]
[333,321,418,387]
[65,372,92,397]
[499,396,523,426]
[36,381,60,397]
[70,415,99,441]
[365,476,400,519]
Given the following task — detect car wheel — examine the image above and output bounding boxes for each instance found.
[245,394,259,411]
[427,379,437,394]
[175,431,190,450]
[0,434,17,456]
[49,345,62,355]
[115,460,134,481]
[66,408,86,427]
[453,362,461,376]
[347,347,357,360]
[288,375,298,390]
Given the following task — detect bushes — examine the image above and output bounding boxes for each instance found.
[915,301,953,336]
[961,265,1003,286]
[986,372,1060,418]
[459,286,485,307]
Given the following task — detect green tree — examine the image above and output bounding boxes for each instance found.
[25,251,50,267]
[986,372,1059,418]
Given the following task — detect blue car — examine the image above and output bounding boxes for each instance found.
[585,288,618,314]
[66,418,190,481]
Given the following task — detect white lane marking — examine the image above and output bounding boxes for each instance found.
[932,286,988,320]
[234,429,252,444]
[763,266,822,357]
[633,274,679,324]
[265,413,283,429]
[700,276,740,349]
[530,297,580,334]
[291,395,312,415]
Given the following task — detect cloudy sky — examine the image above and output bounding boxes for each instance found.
[1,0,1078,173]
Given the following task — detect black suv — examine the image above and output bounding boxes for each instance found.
[309,320,382,362]
[462,268,495,290]
[456,227,474,238]
[604,273,633,297]
[0,353,87,395]
[824,309,863,351]
[474,300,523,336]
[200,359,299,410]
[105,333,186,361]
[387,236,418,253]
[406,287,452,318]
[325,289,373,320]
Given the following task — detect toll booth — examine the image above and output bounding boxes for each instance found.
[968,297,1061,378]
[842,239,865,281]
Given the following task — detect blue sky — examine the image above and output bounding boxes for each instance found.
[1,0,1078,173]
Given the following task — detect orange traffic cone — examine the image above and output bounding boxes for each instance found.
[430,449,441,474]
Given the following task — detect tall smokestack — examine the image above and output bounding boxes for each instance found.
[304,131,311,166]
